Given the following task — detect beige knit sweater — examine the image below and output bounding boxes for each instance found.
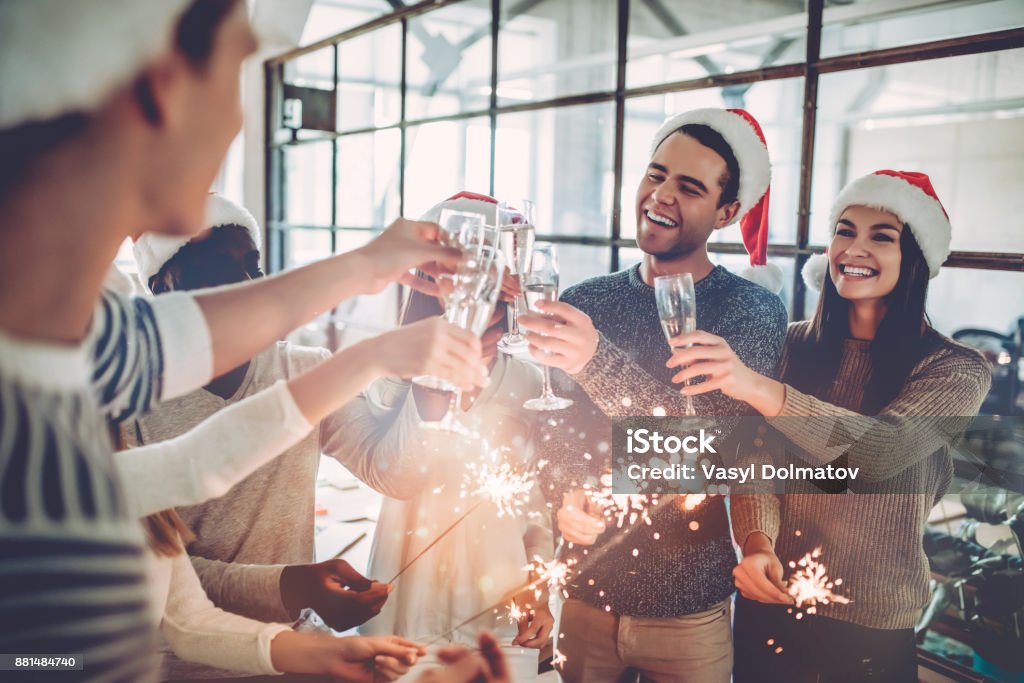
[731,320,991,629]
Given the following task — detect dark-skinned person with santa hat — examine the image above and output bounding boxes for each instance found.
[520,108,788,682]
[0,1,486,680]
[674,171,991,682]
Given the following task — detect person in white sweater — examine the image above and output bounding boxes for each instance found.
[333,193,557,681]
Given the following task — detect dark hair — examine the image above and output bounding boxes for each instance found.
[0,0,239,199]
[784,224,938,414]
[175,0,240,67]
[676,124,740,208]
[151,224,263,293]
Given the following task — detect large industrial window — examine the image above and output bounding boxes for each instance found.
[265,0,1024,341]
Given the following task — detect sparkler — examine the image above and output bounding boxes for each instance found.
[387,500,484,583]
[786,547,850,610]
[463,458,536,518]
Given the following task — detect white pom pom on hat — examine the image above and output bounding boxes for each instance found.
[133,194,262,286]
[0,0,193,128]
[801,170,953,292]
[650,108,781,292]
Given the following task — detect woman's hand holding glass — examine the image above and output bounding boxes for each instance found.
[666,330,786,417]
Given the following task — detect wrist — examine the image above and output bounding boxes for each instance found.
[750,375,785,417]
[743,531,774,556]
[345,338,386,381]
[279,565,308,619]
[344,249,382,295]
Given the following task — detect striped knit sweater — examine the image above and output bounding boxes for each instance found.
[731,320,991,630]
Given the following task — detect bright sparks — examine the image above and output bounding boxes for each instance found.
[463,455,536,518]
[786,547,850,610]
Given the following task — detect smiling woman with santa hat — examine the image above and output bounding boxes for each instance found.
[666,170,992,682]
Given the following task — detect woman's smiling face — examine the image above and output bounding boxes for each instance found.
[828,204,904,302]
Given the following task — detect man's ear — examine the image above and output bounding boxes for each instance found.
[714,200,740,229]
[132,52,188,130]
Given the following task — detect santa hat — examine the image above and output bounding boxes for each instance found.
[802,170,952,292]
[0,0,193,128]
[650,108,781,293]
[133,194,262,286]
[420,191,501,223]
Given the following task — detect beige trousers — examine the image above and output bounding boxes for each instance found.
[556,598,732,683]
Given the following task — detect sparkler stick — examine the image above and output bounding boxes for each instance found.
[426,493,686,645]
[387,500,484,583]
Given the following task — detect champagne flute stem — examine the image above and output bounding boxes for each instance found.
[541,364,554,399]
[509,293,521,335]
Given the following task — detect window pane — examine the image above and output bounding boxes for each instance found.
[337,25,401,131]
[810,48,1024,251]
[627,0,806,88]
[495,103,616,240]
[283,46,333,91]
[299,1,387,46]
[406,0,492,120]
[622,79,804,245]
[337,130,401,227]
[285,229,332,269]
[553,244,612,291]
[821,0,1024,59]
[926,267,1024,337]
[284,142,333,226]
[403,117,492,221]
[497,0,616,105]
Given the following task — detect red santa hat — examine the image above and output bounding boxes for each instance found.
[802,170,952,292]
[0,0,193,128]
[419,190,503,223]
[650,108,781,293]
[133,194,262,286]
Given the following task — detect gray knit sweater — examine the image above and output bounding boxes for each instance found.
[731,320,991,629]
[539,264,788,618]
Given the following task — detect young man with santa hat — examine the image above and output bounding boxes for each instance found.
[0,2,480,680]
[520,108,788,681]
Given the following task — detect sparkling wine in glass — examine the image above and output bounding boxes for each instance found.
[422,247,505,433]
[654,273,697,417]
[496,200,535,354]
[411,210,488,392]
[523,243,573,411]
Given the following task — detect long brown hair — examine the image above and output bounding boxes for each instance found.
[111,424,195,558]
[785,224,940,414]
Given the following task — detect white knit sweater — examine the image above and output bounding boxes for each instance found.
[115,380,314,676]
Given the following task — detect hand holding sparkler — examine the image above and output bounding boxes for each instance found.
[509,578,554,648]
[557,488,607,545]
[416,633,511,683]
[734,532,792,604]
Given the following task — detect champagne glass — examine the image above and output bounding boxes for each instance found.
[654,273,697,417]
[412,210,488,392]
[496,199,535,354]
[423,247,505,434]
[523,243,573,411]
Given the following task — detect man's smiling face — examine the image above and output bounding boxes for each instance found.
[635,131,738,259]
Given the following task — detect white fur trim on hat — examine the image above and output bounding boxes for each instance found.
[419,193,500,224]
[801,253,829,292]
[649,108,771,226]
[0,0,193,128]
[133,195,262,286]
[828,174,951,278]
